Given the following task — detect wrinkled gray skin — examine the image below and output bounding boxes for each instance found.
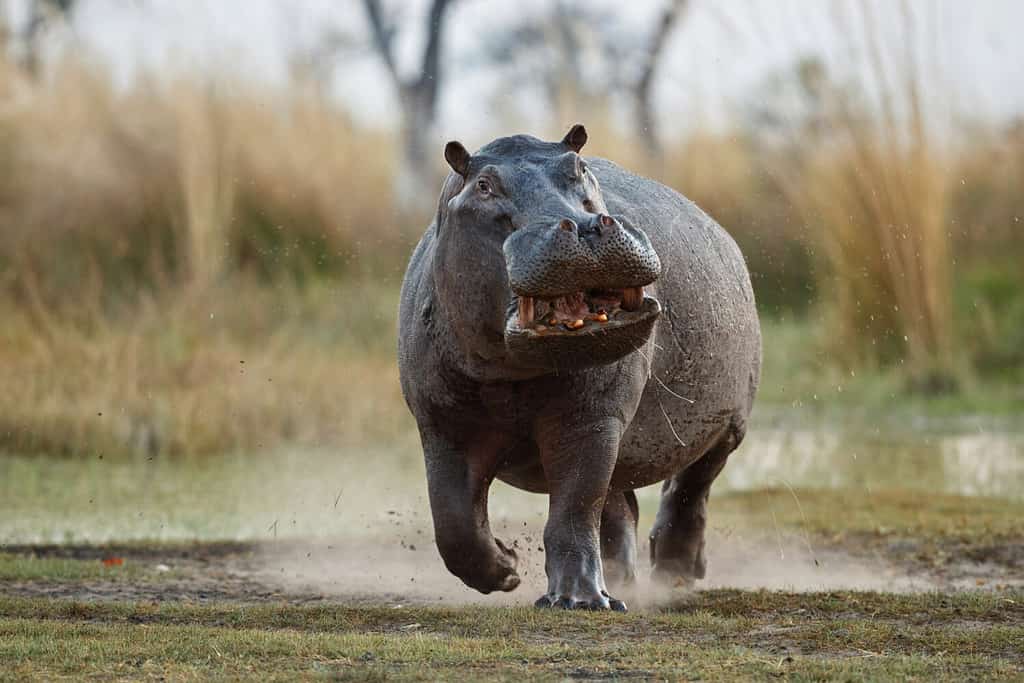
[398,125,760,611]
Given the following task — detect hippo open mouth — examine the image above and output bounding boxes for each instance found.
[504,287,661,370]
[514,286,652,331]
[501,208,662,370]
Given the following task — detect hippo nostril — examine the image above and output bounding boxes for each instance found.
[596,213,617,236]
[559,219,576,232]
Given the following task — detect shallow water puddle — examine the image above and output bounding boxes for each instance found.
[720,422,1024,499]
[1,418,1021,545]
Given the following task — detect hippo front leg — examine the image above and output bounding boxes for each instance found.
[534,416,627,612]
[422,431,520,594]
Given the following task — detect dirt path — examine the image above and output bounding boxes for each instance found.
[4,527,1021,607]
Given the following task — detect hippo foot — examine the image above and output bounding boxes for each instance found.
[451,538,521,594]
[649,542,705,590]
[649,522,707,589]
[533,590,627,612]
[482,570,521,593]
[476,538,522,593]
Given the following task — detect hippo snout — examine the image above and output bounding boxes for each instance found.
[502,214,662,370]
[503,214,661,299]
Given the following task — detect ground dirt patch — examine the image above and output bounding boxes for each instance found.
[2,526,1022,607]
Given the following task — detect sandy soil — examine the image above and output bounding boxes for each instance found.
[4,525,1021,607]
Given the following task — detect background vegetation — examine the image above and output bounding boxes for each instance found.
[1,2,1022,460]
[2,5,1022,678]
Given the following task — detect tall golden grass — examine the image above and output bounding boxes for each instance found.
[0,58,409,458]
[758,6,957,386]
[1,50,1021,458]
[0,58,397,307]
[783,109,954,383]
[0,277,412,458]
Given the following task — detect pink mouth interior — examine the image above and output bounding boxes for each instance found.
[517,287,644,332]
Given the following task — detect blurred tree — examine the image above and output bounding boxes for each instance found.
[478,1,612,127]
[286,25,356,97]
[2,0,75,77]
[477,0,688,158]
[362,0,456,213]
[631,0,688,159]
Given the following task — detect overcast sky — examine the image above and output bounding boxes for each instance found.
[8,0,1024,141]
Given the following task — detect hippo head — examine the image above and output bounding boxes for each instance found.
[433,125,661,374]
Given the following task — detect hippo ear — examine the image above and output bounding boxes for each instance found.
[444,141,471,177]
[561,123,588,153]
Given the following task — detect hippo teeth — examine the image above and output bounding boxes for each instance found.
[518,296,535,329]
[512,287,653,334]
[622,286,643,312]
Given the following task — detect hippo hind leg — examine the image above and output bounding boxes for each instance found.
[649,424,744,586]
[600,490,639,589]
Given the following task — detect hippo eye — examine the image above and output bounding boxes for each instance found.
[476,178,492,196]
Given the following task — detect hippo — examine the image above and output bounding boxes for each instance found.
[398,125,760,611]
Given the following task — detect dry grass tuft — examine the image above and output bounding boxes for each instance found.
[767,7,957,387]
[792,120,953,380]
[0,59,398,303]
[1,39,1022,458]
[0,279,410,458]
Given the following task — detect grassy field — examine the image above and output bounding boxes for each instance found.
[2,485,1023,680]
[2,288,1022,678]
[2,591,1022,681]
[2,33,1024,681]
[3,277,1021,464]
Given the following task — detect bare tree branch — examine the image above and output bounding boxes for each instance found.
[14,0,77,78]
[415,0,452,114]
[360,0,458,213]
[362,0,400,85]
[635,0,689,154]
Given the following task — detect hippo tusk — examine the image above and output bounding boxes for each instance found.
[518,296,535,329]
[622,286,643,312]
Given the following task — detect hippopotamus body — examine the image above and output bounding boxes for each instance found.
[398,125,760,611]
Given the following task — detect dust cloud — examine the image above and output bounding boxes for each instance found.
[252,477,927,609]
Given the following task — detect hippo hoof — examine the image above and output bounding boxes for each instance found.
[467,569,520,594]
[533,592,628,612]
[492,539,521,592]
[497,573,521,592]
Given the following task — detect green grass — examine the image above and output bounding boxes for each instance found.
[0,592,1021,681]
[3,461,1021,680]
[0,554,165,582]
[757,317,1024,418]
[714,488,1024,540]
